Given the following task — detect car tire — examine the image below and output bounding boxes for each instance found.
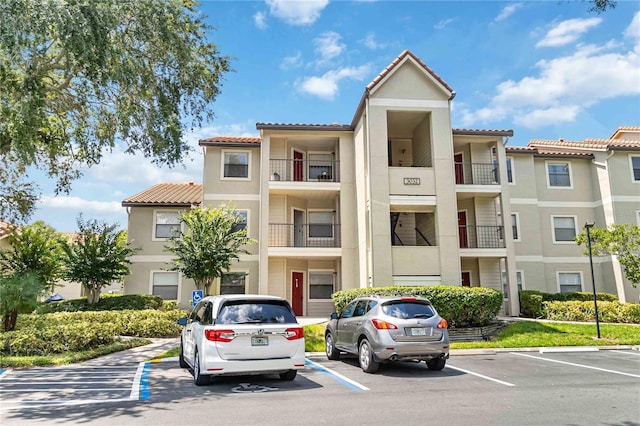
[358,339,379,373]
[179,339,189,368]
[325,332,340,360]
[279,370,297,381]
[426,358,446,371]
[193,349,209,386]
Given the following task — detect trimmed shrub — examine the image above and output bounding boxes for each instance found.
[519,290,620,318]
[331,286,503,327]
[544,301,640,324]
[34,294,164,313]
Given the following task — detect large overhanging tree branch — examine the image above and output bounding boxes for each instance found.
[0,0,231,223]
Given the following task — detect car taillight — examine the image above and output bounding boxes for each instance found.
[284,327,304,340]
[437,319,448,329]
[205,329,235,342]
[400,297,417,301]
[371,319,398,330]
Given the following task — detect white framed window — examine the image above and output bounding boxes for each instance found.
[546,161,572,188]
[636,210,640,226]
[232,209,249,235]
[511,213,521,242]
[220,272,247,295]
[308,270,334,300]
[557,271,583,293]
[552,215,577,243]
[221,150,251,180]
[506,157,515,184]
[153,210,181,240]
[308,211,334,239]
[516,271,524,292]
[308,152,333,181]
[151,271,179,300]
[630,155,640,182]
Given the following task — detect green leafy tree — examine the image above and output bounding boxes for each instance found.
[61,216,138,304]
[0,221,64,294]
[0,272,46,331]
[575,224,640,287]
[0,0,231,223]
[586,0,616,13]
[165,205,255,296]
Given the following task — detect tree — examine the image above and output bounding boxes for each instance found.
[0,221,64,294]
[586,0,616,13]
[165,205,255,296]
[575,224,640,287]
[60,216,138,304]
[0,0,231,223]
[0,272,46,331]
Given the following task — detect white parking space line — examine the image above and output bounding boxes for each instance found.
[0,398,136,412]
[304,359,369,391]
[611,350,640,357]
[0,388,133,392]
[539,347,598,353]
[511,353,640,378]
[446,365,515,387]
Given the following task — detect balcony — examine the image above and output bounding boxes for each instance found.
[270,159,340,182]
[455,162,499,185]
[458,225,505,249]
[269,223,341,248]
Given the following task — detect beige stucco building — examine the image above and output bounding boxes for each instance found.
[122,50,640,314]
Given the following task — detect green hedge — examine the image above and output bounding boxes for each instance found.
[519,290,620,318]
[544,301,640,324]
[0,309,187,356]
[34,294,165,313]
[331,286,503,327]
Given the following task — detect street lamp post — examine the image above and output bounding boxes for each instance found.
[584,221,600,339]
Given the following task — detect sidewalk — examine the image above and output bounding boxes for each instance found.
[80,337,180,366]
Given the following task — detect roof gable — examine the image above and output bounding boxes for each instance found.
[122,182,203,207]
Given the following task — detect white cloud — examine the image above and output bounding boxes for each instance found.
[495,3,523,22]
[254,11,268,29]
[314,31,346,66]
[434,18,455,30]
[536,17,602,48]
[296,64,371,100]
[265,0,329,26]
[459,38,640,129]
[625,11,640,41]
[360,32,387,49]
[281,51,303,70]
[39,195,123,214]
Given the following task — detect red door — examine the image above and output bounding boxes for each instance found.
[454,153,464,184]
[458,211,468,248]
[291,272,304,316]
[293,151,304,181]
[461,272,471,287]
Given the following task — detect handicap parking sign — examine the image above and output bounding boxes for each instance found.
[192,290,204,306]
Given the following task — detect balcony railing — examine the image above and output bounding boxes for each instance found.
[270,159,340,182]
[455,162,499,185]
[269,223,341,247]
[458,225,505,249]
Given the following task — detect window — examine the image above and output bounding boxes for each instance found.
[152,271,178,300]
[552,216,577,242]
[232,210,248,234]
[511,213,520,241]
[506,157,514,183]
[309,272,334,299]
[502,271,524,298]
[155,211,181,239]
[516,271,523,292]
[308,211,334,238]
[558,272,582,293]
[631,155,640,182]
[222,151,250,179]
[547,162,571,187]
[308,153,333,180]
[220,272,246,295]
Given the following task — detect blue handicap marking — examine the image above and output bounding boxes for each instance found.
[192,290,204,306]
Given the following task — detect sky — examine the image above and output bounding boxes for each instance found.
[26,0,640,232]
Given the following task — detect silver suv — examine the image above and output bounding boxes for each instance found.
[325,295,449,373]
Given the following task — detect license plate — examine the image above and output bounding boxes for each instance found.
[251,336,269,346]
[410,327,427,336]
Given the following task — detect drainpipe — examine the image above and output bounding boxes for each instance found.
[365,94,374,288]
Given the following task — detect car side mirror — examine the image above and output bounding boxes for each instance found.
[330,312,339,320]
[177,317,188,326]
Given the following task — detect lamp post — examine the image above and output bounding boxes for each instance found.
[584,221,600,339]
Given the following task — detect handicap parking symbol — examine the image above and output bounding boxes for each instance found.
[192,290,204,306]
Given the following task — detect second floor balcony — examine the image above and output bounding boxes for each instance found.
[458,225,505,249]
[270,159,340,182]
[269,223,341,248]
[455,162,500,185]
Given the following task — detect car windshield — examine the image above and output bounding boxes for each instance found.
[216,301,297,325]
[381,301,435,319]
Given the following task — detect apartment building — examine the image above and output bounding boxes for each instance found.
[121,50,639,315]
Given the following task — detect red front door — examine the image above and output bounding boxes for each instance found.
[293,151,304,181]
[458,211,468,248]
[291,272,304,316]
[461,272,471,287]
[454,153,464,184]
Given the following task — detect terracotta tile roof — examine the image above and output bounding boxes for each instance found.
[122,183,203,207]
[610,126,640,139]
[256,123,351,131]
[199,136,261,146]
[0,220,16,238]
[529,138,640,150]
[453,128,514,137]
[367,50,455,96]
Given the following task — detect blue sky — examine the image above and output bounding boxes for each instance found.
[28,0,640,232]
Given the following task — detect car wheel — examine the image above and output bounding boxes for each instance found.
[178,339,189,368]
[279,370,297,381]
[325,332,340,360]
[193,349,209,386]
[358,339,379,373]
[426,357,446,371]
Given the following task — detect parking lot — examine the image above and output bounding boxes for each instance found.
[1,348,639,425]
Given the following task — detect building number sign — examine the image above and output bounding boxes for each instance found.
[403,177,420,185]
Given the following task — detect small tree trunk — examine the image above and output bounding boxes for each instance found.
[3,309,18,331]
[87,286,101,304]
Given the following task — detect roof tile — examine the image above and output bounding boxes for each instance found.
[122,183,203,207]
[199,136,261,145]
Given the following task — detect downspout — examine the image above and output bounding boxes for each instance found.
[365,94,374,287]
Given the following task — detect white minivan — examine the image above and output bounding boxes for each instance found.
[177,294,306,385]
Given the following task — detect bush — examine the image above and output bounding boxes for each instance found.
[519,290,620,318]
[331,286,503,327]
[34,294,164,313]
[544,301,640,324]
